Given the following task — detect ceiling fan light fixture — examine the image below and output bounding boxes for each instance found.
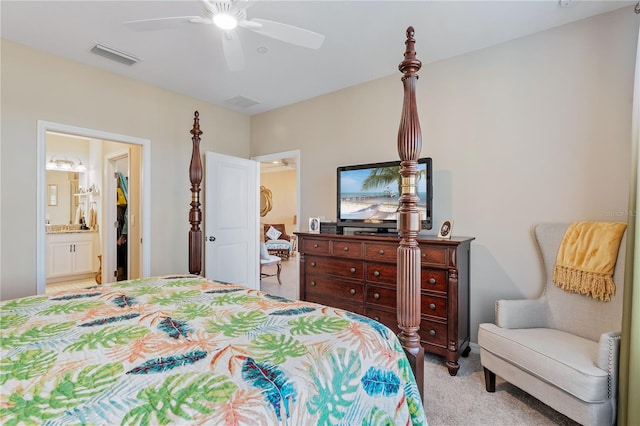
[213,13,238,30]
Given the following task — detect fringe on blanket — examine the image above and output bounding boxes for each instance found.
[553,264,616,302]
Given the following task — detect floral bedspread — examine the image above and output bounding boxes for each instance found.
[1,276,427,425]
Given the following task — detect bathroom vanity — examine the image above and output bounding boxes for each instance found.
[46,230,97,283]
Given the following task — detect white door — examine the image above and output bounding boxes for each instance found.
[205,152,259,289]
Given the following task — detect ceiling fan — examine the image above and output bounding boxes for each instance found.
[124,0,325,71]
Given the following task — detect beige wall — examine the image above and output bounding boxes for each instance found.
[251,8,639,341]
[260,169,297,234]
[1,39,251,300]
[1,8,637,343]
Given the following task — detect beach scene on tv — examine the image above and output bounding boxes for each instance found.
[339,164,428,221]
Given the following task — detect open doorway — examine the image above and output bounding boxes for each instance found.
[36,121,151,295]
[252,150,300,297]
[253,150,300,235]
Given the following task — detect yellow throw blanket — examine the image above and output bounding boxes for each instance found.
[553,221,627,301]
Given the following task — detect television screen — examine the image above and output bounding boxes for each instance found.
[337,158,432,231]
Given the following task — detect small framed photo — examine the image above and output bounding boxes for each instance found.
[309,217,320,234]
[438,219,454,239]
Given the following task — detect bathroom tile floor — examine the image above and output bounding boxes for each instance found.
[45,278,99,294]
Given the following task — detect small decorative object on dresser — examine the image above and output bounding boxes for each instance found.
[438,219,454,239]
[295,232,475,376]
[308,217,320,234]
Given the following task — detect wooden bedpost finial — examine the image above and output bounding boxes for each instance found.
[191,111,203,139]
[189,111,203,275]
[399,26,421,77]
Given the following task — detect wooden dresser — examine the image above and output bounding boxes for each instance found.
[296,232,474,376]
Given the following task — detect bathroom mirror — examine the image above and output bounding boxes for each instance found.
[260,185,273,217]
[46,171,85,225]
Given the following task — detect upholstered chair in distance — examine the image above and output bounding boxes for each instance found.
[263,223,292,260]
[478,223,626,426]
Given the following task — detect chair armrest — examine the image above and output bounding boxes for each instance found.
[495,299,550,329]
[596,331,621,399]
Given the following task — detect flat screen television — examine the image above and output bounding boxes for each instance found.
[336,158,432,233]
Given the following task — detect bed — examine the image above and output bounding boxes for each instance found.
[1,27,428,425]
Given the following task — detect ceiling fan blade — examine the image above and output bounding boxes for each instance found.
[243,19,325,50]
[124,16,204,31]
[221,31,245,71]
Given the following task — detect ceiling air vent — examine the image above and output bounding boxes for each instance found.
[90,43,140,66]
[224,95,260,108]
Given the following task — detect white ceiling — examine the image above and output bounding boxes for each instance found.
[1,1,634,116]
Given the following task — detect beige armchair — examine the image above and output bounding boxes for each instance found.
[478,223,626,426]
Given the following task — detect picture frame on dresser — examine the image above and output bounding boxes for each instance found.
[438,219,454,239]
[308,217,320,233]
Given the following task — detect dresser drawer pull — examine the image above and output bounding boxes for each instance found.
[373,293,380,300]
[374,316,380,321]
[373,271,380,277]
[429,329,436,337]
[429,303,436,311]
[311,262,316,267]
[343,246,349,251]
[310,281,317,286]
[350,267,356,274]
[313,243,319,248]
[349,288,356,295]
[378,249,385,255]
[422,252,427,258]
[429,277,436,285]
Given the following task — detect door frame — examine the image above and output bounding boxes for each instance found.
[252,149,301,232]
[36,121,151,294]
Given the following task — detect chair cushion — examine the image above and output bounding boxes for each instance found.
[260,242,270,260]
[266,226,282,240]
[265,240,291,250]
[260,254,281,265]
[478,323,608,403]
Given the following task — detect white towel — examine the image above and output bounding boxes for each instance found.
[88,206,97,228]
[74,205,82,224]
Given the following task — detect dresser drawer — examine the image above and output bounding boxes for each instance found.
[302,238,331,255]
[418,319,447,348]
[366,262,396,284]
[364,242,398,262]
[366,284,396,309]
[332,240,363,258]
[421,269,447,293]
[305,275,364,303]
[421,294,447,319]
[420,246,447,266]
[305,256,364,279]
[306,294,364,315]
[365,306,398,334]
[365,308,448,349]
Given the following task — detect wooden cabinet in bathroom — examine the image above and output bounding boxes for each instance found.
[46,232,96,281]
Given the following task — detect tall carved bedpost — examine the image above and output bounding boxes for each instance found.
[189,111,203,275]
[397,26,425,398]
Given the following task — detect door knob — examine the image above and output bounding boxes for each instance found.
[208,236,216,242]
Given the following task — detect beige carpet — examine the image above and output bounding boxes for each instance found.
[423,350,580,426]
